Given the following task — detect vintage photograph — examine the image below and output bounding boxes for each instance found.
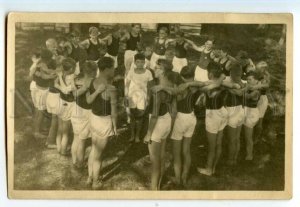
[6,13,292,199]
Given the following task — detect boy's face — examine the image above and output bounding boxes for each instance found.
[175,35,183,42]
[132,25,141,34]
[113,30,121,38]
[47,42,57,55]
[154,63,164,78]
[105,66,115,79]
[64,68,75,76]
[158,29,167,39]
[135,59,145,69]
[72,36,80,44]
[220,50,227,58]
[205,40,213,50]
[90,30,99,39]
[247,75,257,85]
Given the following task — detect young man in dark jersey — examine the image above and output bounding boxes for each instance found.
[80,27,102,63]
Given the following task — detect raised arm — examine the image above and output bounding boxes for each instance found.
[79,39,90,49]
[184,39,205,52]
[86,83,106,104]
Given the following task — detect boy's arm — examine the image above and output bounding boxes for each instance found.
[86,84,106,104]
[184,39,205,52]
[109,86,118,136]
[170,97,177,133]
[79,39,90,49]
[99,35,111,45]
[245,90,260,99]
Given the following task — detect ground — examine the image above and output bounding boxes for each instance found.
[13,25,285,191]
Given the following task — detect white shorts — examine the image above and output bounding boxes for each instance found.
[31,84,49,111]
[150,52,165,70]
[205,107,228,134]
[171,112,197,140]
[46,92,61,115]
[124,50,137,72]
[57,99,74,121]
[90,113,114,140]
[150,113,171,143]
[172,56,188,74]
[226,105,245,128]
[71,105,91,139]
[104,53,118,68]
[128,90,147,110]
[194,65,209,82]
[243,107,260,128]
[257,95,268,118]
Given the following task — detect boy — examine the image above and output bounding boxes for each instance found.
[80,27,102,62]
[125,53,153,143]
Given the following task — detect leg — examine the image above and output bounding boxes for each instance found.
[172,139,182,185]
[254,118,263,144]
[182,137,192,185]
[46,114,58,146]
[135,111,145,143]
[56,118,63,153]
[87,144,94,185]
[226,126,237,166]
[213,130,224,174]
[34,110,46,138]
[91,136,109,189]
[76,139,86,167]
[61,120,71,155]
[244,125,254,160]
[198,131,217,176]
[129,112,136,142]
[148,141,161,190]
[234,125,243,164]
[71,134,79,164]
[158,139,167,189]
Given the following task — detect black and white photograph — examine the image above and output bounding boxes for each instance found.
[6,13,292,199]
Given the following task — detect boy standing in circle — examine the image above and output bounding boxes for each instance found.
[80,27,102,62]
[123,24,142,75]
[125,53,153,143]
[86,57,118,190]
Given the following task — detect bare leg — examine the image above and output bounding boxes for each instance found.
[34,110,46,138]
[172,139,182,185]
[61,120,71,155]
[71,134,79,164]
[91,136,108,189]
[47,114,58,145]
[135,117,143,143]
[226,126,237,166]
[234,125,243,164]
[148,141,161,190]
[56,118,63,153]
[244,125,254,160]
[213,130,224,174]
[158,139,167,189]
[87,145,94,185]
[129,113,135,142]
[182,137,192,185]
[254,118,263,144]
[76,139,86,167]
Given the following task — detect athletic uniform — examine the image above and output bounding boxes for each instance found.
[147,91,173,143]
[257,74,269,118]
[205,87,228,134]
[124,32,140,72]
[219,58,230,77]
[225,82,245,128]
[150,38,167,70]
[243,89,260,128]
[89,81,114,140]
[104,35,119,68]
[171,88,202,140]
[87,39,101,62]
[31,60,56,111]
[194,50,213,82]
[126,69,153,110]
[71,79,92,140]
[172,41,188,73]
[57,74,75,121]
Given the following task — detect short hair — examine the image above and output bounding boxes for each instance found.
[62,57,76,71]
[131,23,141,28]
[180,66,194,79]
[256,61,268,70]
[207,62,222,78]
[82,61,98,76]
[98,56,114,72]
[229,61,243,78]
[206,35,215,44]
[159,27,168,34]
[69,30,80,38]
[32,47,41,58]
[89,26,99,34]
[157,58,173,72]
[45,38,57,47]
[134,53,145,61]
[246,71,259,80]
[175,31,185,37]
[221,44,231,54]
[40,49,53,61]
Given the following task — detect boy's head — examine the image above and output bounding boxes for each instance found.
[158,27,168,39]
[89,27,100,39]
[134,53,146,69]
[62,57,76,75]
[246,71,259,85]
[131,24,141,34]
[32,47,41,59]
[180,66,194,81]
[82,61,98,78]
[45,38,57,55]
[70,31,81,44]
[98,56,115,79]
[207,62,222,80]
[112,24,121,37]
[229,61,243,82]
[220,44,230,58]
[205,36,215,50]
[175,31,185,42]
[41,49,54,62]
[256,61,268,73]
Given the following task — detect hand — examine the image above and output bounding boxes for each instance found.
[233,83,241,89]
[96,84,106,93]
[151,85,164,93]
[143,133,151,144]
